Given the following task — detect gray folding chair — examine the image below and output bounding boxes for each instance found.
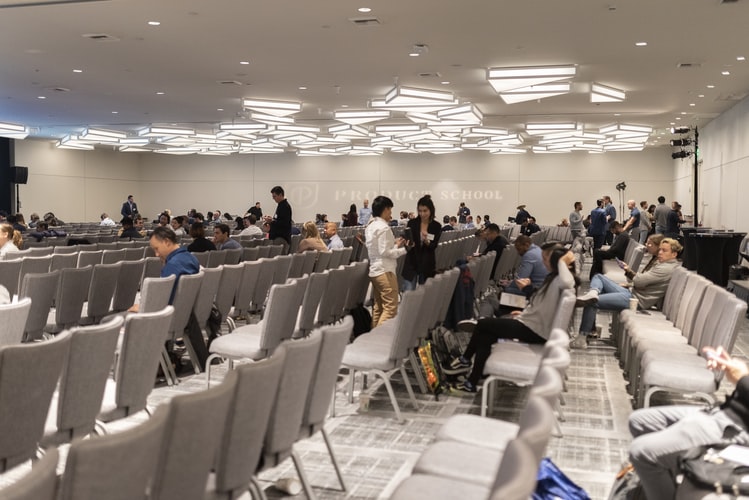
[294,270,329,338]
[51,252,79,272]
[0,331,71,471]
[192,251,209,267]
[0,447,59,500]
[164,271,204,381]
[101,248,127,264]
[0,259,22,297]
[213,263,243,326]
[207,249,227,268]
[192,266,223,335]
[19,271,60,342]
[123,246,146,261]
[99,307,175,423]
[111,259,146,312]
[143,256,163,279]
[328,248,345,269]
[18,255,52,292]
[314,250,332,272]
[287,252,306,279]
[150,370,237,500]
[59,405,169,500]
[249,258,278,316]
[241,246,260,262]
[77,250,102,268]
[0,297,32,346]
[272,254,294,285]
[42,317,123,446]
[81,262,121,324]
[138,275,176,313]
[300,249,318,276]
[45,266,93,334]
[224,247,242,265]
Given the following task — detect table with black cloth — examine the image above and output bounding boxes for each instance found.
[683,230,746,287]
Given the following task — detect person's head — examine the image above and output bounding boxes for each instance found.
[324,222,338,238]
[372,195,394,220]
[596,199,603,208]
[271,186,285,203]
[363,199,369,208]
[158,212,170,226]
[121,216,133,228]
[30,213,39,222]
[645,234,665,255]
[467,215,473,223]
[541,242,566,272]
[224,212,233,221]
[262,221,271,233]
[128,195,134,202]
[514,234,532,254]
[190,222,206,239]
[349,203,357,213]
[484,215,491,222]
[213,223,231,244]
[610,221,623,234]
[134,215,144,228]
[460,202,465,208]
[528,216,536,224]
[640,201,648,210]
[416,194,436,221]
[484,223,500,242]
[658,195,666,204]
[603,196,612,204]
[0,224,17,246]
[149,226,179,259]
[672,201,681,210]
[245,214,257,227]
[476,215,482,223]
[170,217,182,231]
[627,199,636,209]
[443,215,450,224]
[517,204,526,211]
[37,222,49,231]
[302,221,321,240]
[449,216,458,226]
[100,213,109,221]
[400,210,408,220]
[658,238,683,262]
[194,212,205,223]
[234,216,243,228]
[648,204,656,214]
[574,201,582,211]
[255,202,261,208]
[213,211,221,220]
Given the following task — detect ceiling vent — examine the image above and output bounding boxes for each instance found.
[348,17,381,26]
[81,33,120,42]
[217,80,243,86]
[46,86,70,92]
[676,62,702,69]
[418,72,442,78]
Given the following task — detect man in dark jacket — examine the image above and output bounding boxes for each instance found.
[588,221,628,279]
[629,347,749,499]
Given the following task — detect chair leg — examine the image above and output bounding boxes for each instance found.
[399,365,420,410]
[159,348,175,386]
[249,477,268,500]
[348,369,356,404]
[372,369,403,423]
[329,390,336,418]
[321,427,347,492]
[182,335,202,375]
[205,354,220,388]
[290,449,317,500]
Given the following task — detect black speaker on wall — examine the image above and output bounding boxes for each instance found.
[10,166,28,184]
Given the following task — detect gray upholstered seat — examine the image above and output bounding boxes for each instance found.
[81,262,121,324]
[0,447,59,500]
[18,255,52,292]
[0,258,22,297]
[76,250,102,268]
[45,265,93,334]
[19,271,59,341]
[207,249,227,268]
[0,297,32,346]
[110,259,146,312]
[212,263,242,327]
[102,248,127,264]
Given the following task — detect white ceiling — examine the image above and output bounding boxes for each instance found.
[1,0,748,151]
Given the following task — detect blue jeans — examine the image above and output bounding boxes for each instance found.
[580,274,632,333]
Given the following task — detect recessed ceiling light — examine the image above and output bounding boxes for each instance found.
[240,61,250,65]
[111,111,118,114]
[298,86,307,90]
[358,7,371,13]
[409,52,420,57]
[73,69,83,73]
[148,21,160,26]
[689,103,695,107]
[37,96,46,99]
[614,113,621,116]
[341,104,349,108]
[722,71,731,75]
[441,81,450,85]
[698,94,705,98]
[707,84,715,88]
[675,117,681,120]
[156,91,165,95]
[738,56,746,61]
[670,122,675,125]
[635,41,647,47]
[680,111,687,115]
[217,108,224,111]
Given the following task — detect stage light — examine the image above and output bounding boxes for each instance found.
[670,138,692,147]
[672,150,692,159]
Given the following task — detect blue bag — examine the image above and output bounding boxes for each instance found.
[533,457,590,500]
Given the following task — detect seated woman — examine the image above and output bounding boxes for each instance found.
[0,223,22,257]
[187,222,216,253]
[449,244,577,392]
[297,221,329,253]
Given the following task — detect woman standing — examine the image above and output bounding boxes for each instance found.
[343,204,358,227]
[401,194,442,290]
[0,224,22,257]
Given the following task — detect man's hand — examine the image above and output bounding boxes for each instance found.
[704,346,749,384]
[515,277,531,289]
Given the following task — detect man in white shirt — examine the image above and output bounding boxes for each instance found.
[100,213,116,226]
[239,214,263,237]
[324,222,344,250]
[365,196,407,327]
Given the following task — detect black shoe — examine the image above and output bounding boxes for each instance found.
[443,356,471,375]
[452,380,477,394]
[457,319,477,333]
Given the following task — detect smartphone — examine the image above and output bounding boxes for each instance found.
[402,228,413,242]
[703,348,721,361]
[615,257,626,269]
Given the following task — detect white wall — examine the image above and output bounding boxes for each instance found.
[685,94,749,232]
[14,139,676,225]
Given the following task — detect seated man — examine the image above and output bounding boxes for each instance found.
[588,221,628,279]
[239,214,263,237]
[481,223,509,279]
[629,346,749,499]
[324,222,344,250]
[502,235,548,298]
[213,223,241,250]
[28,221,67,242]
[573,237,682,349]
[100,212,116,226]
[520,216,541,236]
[119,216,143,239]
[441,215,453,231]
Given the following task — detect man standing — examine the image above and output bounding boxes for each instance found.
[121,195,138,218]
[569,201,584,239]
[358,199,372,226]
[324,222,344,250]
[515,205,531,225]
[621,199,641,242]
[266,185,292,250]
[248,202,263,220]
[213,224,242,250]
[603,195,617,245]
[457,202,471,224]
[589,199,608,250]
[365,196,407,327]
[654,196,669,234]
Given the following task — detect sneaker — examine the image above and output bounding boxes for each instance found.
[588,325,603,340]
[575,289,599,307]
[443,356,471,375]
[457,319,478,333]
[452,380,477,394]
[570,334,589,350]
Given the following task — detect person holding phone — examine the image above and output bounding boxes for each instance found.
[588,221,628,279]
[401,194,442,291]
[628,346,749,499]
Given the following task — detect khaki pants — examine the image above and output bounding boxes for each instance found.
[370,272,399,327]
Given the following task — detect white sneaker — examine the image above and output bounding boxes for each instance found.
[570,334,589,350]
[576,289,599,306]
[275,477,302,496]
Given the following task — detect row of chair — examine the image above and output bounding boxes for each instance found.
[613,266,748,407]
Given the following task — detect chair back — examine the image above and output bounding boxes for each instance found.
[343,260,369,311]
[242,246,260,262]
[167,271,204,340]
[60,405,168,500]
[138,274,176,313]
[102,249,127,265]
[224,247,242,265]
[550,289,576,332]
[268,244,284,258]
[0,297,32,346]
[77,250,102,268]
[151,370,237,500]
[111,259,146,312]
[123,246,146,261]
[54,245,78,254]
[300,316,354,436]
[0,331,71,471]
[207,249,227,268]
[84,262,121,323]
[287,252,305,278]
[100,307,175,421]
[192,251,209,267]
[529,365,564,411]
[45,317,123,445]
[389,287,426,361]
[18,255,52,291]
[296,271,329,337]
[316,266,348,325]
[300,250,318,275]
[259,280,305,353]
[0,447,59,500]
[328,248,345,269]
[19,271,60,341]
[0,258,22,297]
[193,265,223,326]
[250,258,277,314]
[515,395,556,463]
[213,263,243,322]
[51,252,79,272]
[142,256,163,279]
[262,333,323,466]
[314,250,332,272]
[272,254,294,285]
[488,438,540,500]
[213,347,286,496]
[54,265,93,329]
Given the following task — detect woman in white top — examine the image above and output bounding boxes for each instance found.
[0,224,21,257]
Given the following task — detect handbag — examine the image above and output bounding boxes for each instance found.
[533,457,590,500]
[680,444,749,496]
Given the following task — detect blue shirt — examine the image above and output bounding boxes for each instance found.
[162,246,200,303]
[518,244,548,289]
[588,207,607,236]
[358,206,372,226]
[217,238,242,250]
